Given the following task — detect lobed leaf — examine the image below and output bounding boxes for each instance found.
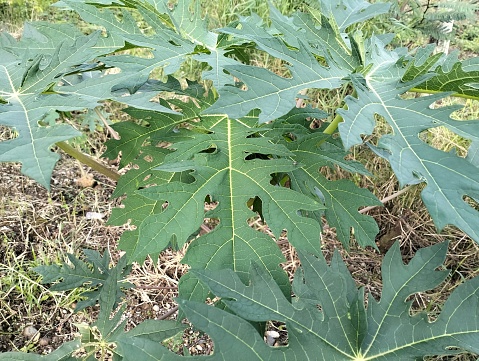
[338,37,479,243]
[285,133,381,248]
[0,30,104,189]
[182,241,478,360]
[34,250,132,311]
[414,51,479,99]
[206,14,349,122]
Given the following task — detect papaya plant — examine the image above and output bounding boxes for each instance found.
[0,0,478,359]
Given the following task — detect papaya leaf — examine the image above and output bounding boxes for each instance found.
[50,258,185,361]
[0,18,163,189]
[316,0,390,32]
[286,133,381,249]
[0,30,103,189]
[339,37,479,244]
[107,93,328,304]
[114,242,479,360]
[414,51,479,99]
[206,14,349,122]
[132,112,322,290]
[34,250,132,311]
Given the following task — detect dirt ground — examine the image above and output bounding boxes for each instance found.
[0,151,478,359]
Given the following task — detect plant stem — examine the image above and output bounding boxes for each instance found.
[323,112,344,135]
[322,88,356,135]
[95,108,119,140]
[409,88,479,101]
[55,141,121,182]
[359,185,415,214]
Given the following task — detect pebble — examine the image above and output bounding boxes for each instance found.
[265,330,280,346]
[152,305,160,312]
[23,326,38,339]
[38,337,50,346]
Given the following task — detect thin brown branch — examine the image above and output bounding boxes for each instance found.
[157,306,179,320]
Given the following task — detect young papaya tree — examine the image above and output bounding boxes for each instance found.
[0,0,478,359]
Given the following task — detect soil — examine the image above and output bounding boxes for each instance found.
[0,151,478,359]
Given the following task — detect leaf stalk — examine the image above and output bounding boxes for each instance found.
[55,141,120,182]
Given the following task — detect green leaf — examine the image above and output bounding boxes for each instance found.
[34,250,132,311]
[316,0,390,32]
[167,0,217,48]
[73,261,186,361]
[167,0,242,88]
[61,0,144,40]
[413,51,479,99]
[286,133,381,248]
[0,29,105,189]
[338,38,479,244]
[206,14,349,122]
[66,0,239,92]
[133,114,322,284]
[0,21,121,57]
[177,241,478,360]
[109,93,328,304]
[103,105,183,169]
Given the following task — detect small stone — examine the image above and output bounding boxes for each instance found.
[152,305,160,312]
[265,330,280,346]
[23,326,38,339]
[85,212,104,220]
[38,337,50,346]
[196,345,203,351]
[265,330,280,339]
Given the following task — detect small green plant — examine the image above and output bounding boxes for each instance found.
[1,0,479,359]
[387,0,478,45]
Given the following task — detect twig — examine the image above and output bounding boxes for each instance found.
[157,306,179,320]
[359,185,415,214]
[136,285,178,290]
[200,224,212,233]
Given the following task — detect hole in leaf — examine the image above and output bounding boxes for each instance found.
[445,346,462,351]
[244,153,270,160]
[247,196,264,221]
[163,326,214,356]
[199,144,217,154]
[418,126,470,156]
[0,125,18,141]
[405,292,443,322]
[265,321,288,346]
[463,195,479,211]
[144,155,153,162]
[359,114,392,146]
[202,198,220,233]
